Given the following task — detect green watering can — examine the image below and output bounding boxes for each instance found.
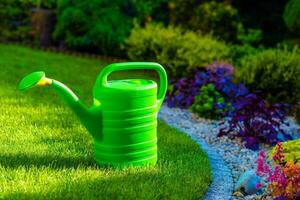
[18,62,168,167]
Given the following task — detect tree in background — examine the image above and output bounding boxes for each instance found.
[1,0,299,54]
[53,0,130,55]
[53,0,164,56]
[232,0,288,46]
[189,1,239,41]
[0,0,34,42]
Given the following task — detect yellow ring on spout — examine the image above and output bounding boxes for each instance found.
[37,77,52,87]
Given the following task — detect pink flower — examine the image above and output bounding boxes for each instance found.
[256,142,300,199]
[256,150,271,177]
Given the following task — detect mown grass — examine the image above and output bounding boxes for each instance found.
[0,44,211,200]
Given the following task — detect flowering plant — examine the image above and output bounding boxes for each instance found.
[167,62,248,108]
[167,76,198,108]
[256,143,300,200]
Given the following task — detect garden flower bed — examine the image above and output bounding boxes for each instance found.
[159,105,299,199]
[165,58,300,199]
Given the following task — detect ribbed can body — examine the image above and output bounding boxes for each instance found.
[94,80,158,167]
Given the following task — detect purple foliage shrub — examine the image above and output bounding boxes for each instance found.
[167,62,291,149]
[167,62,248,108]
[218,94,292,150]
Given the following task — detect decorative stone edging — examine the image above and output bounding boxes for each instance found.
[188,133,233,200]
[158,105,234,200]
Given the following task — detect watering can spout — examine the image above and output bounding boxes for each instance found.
[18,71,102,139]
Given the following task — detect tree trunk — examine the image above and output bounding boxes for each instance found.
[30,9,56,47]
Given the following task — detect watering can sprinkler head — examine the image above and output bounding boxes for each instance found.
[18,71,52,91]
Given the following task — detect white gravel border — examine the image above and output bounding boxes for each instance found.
[158,105,233,200]
[158,104,299,200]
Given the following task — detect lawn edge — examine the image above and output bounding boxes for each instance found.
[158,105,233,200]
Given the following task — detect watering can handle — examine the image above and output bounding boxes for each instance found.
[95,62,168,106]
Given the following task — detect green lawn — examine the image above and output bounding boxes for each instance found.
[0,44,211,200]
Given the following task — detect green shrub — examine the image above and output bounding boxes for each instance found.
[0,0,57,42]
[188,1,239,41]
[239,47,300,104]
[271,139,300,164]
[230,44,262,65]
[165,1,241,42]
[33,0,57,9]
[236,23,262,46]
[134,0,167,21]
[125,23,231,77]
[190,84,232,119]
[0,0,34,42]
[234,0,288,46]
[167,0,199,26]
[54,0,146,56]
[230,23,263,64]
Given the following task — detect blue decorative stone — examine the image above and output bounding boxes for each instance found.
[235,170,261,195]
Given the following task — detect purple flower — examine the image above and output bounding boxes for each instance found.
[167,62,248,109]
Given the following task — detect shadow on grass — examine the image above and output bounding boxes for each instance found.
[0,153,98,169]
[4,169,165,200]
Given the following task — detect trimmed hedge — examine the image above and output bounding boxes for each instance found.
[125,23,231,77]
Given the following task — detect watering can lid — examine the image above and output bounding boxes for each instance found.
[106,79,157,91]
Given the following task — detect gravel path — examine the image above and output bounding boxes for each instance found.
[158,105,300,200]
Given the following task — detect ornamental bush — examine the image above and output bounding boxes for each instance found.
[125,23,231,77]
[190,84,232,119]
[271,139,300,164]
[218,94,292,150]
[230,44,262,66]
[239,47,300,104]
[256,144,300,200]
[167,62,247,109]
